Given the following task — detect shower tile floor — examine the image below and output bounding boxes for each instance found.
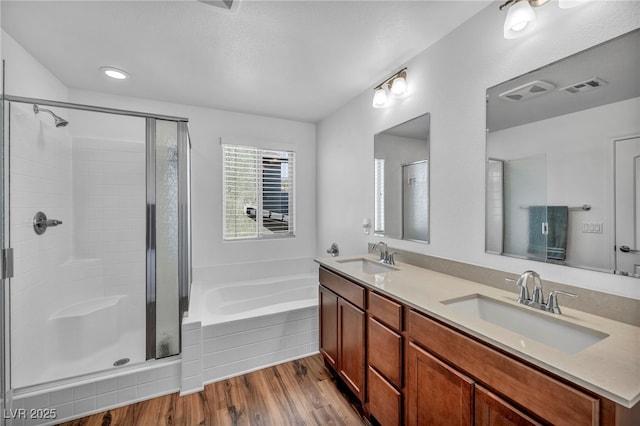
[58,354,365,425]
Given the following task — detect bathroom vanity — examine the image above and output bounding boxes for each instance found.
[315,256,640,426]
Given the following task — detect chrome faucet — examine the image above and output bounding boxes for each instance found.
[507,270,541,306]
[507,270,578,314]
[525,271,545,309]
[372,242,395,265]
[372,241,388,261]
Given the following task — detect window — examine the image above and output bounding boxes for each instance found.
[223,144,295,240]
[374,158,385,233]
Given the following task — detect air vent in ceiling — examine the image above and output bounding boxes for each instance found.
[498,80,556,102]
[559,77,608,94]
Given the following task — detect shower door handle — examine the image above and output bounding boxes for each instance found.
[33,211,63,235]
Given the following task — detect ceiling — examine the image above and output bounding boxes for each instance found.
[1,1,490,123]
[487,29,640,132]
[382,113,430,140]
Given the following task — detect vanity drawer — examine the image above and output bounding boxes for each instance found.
[368,291,402,331]
[407,310,599,426]
[319,267,365,309]
[368,316,402,388]
[368,366,401,426]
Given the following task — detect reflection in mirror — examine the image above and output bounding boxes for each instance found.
[486,29,640,277]
[374,113,430,243]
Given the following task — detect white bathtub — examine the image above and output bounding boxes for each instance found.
[201,274,318,323]
[183,273,319,390]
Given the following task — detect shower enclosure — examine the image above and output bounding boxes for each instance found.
[0,95,191,395]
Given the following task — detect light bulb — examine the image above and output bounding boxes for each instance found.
[503,1,536,39]
[390,76,407,97]
[372,87,388,108]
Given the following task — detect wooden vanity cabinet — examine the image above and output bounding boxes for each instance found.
[407,309,600,426]
[367,292,403,426]
[319,267,365,401]
[406,338,543,426]
[318,266,633,426]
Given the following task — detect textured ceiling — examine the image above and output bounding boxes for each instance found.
[2,1,491,122]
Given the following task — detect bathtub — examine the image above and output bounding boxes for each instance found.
[202,274,318,323]
[183,273,319,390]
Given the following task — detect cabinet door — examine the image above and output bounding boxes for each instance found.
[475,386,543,426]
[319,286,338,370]
[406,342,474,426]
[338,298,365,401]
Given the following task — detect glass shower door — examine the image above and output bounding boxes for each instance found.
[402,161,429,242]
[503,154,548,261]
[8,103,148,388]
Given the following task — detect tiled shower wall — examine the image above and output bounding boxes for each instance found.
[71,137,146,335]
[9,103,77,388]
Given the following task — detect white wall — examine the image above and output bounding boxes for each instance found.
[2,30,68,101]
[68,89,317,279]
[317,1,640,299]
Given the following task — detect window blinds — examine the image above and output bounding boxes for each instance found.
[223,144,295,240]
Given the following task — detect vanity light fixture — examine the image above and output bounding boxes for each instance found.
[372,86,389,109]
[500,0,590,39]
[99,66,130,80]
[500,0,545,39]
[372,67,408,108]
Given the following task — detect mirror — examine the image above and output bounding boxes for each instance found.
[486,29,640,277]
[374,113,430,243]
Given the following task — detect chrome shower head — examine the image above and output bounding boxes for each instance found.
[33,104,69,128]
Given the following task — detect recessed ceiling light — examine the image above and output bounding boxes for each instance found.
[100,66,130,80]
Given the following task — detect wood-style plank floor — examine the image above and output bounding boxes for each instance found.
[58,354,366,426]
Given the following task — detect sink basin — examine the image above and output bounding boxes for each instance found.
[336,258,398,275]
[441,294,608,354]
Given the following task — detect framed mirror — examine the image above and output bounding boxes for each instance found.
[374,113,430,243]
[486,29,640,277]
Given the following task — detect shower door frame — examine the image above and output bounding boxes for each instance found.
[0,60,9,426]
[2,95,191,378]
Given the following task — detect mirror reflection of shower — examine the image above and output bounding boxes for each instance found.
[33,104,69,127]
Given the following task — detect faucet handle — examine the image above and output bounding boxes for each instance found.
[386,251,396,265]
[545,290,578,314]
[506,277,529,304]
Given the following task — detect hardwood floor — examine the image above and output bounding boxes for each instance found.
[58,354,366,426]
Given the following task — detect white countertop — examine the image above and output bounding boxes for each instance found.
[315,255,640,408]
